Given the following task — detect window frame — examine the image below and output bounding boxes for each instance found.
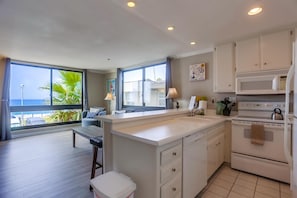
[121,62,167,111]
[9,62,84,130]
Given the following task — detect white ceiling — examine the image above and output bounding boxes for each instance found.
[0,0,297,72]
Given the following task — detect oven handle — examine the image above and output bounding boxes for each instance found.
[232,120,286,129]
[284,62,294,168]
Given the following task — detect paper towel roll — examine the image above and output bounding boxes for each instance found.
[198,100,207,114]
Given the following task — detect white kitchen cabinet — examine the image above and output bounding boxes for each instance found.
[236,29,293,73]
[236,37,260,73]
[113,136,182,198]
[261,30,292,70]
[224,121,232,163]
[213,43,235,92]
[207,125,225,179]
[160,143,182,198]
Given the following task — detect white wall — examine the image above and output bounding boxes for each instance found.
[171,52,235,109]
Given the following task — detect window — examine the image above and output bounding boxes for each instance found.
[122,63,166,109]
[9,63,83,129]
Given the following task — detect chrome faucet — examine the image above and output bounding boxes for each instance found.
[189,108,205,116]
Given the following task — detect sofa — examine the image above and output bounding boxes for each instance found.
[81,107,106,127]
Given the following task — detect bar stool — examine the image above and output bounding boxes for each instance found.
[90,136,103,190]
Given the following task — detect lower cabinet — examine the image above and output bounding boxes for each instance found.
[113,135,182,198]
[207,124,225,178]
[112,122,226,198]
[160,143,182,198]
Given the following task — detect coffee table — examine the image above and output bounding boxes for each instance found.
[72,125,103,147]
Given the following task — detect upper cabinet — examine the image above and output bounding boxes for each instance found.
[261,30,292,70]
[235,37,260,73]
[213,43,235,92]
[236,29,293,74]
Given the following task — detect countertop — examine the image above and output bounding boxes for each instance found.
[98,109,190,123]
[112,114,228,146]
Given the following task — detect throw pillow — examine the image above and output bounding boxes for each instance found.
[90,107,105,113]
[86,112,97,118]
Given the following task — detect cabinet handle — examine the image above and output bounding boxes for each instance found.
[264,62,267,65]
[228,84,231,87]
[254,64,258,66]
[172,152,177,156]
[172,168,176,172]
[172,187,177,191]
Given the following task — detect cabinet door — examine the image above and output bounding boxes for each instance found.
[261,30,292,70]
[213,43,235,92]
[217,133,225,166]
[236,37,260,73]
[207,137,218,178]
[161,173,182,198]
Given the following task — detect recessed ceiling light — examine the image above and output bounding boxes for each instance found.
[248,7,263,15]
[190,41,196,45]
[127,1,136,8]
[167,26,175,31]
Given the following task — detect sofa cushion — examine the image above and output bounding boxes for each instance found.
[86,111,97,118]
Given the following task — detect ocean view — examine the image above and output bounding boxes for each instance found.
[10,99,49,106]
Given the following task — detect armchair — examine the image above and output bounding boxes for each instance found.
[81,107,106,127]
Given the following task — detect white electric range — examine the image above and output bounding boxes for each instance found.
[231,101,291,183]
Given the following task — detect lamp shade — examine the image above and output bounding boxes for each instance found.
[166,88,178,99]
[104,92,113,101]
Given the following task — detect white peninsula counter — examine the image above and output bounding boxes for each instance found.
[98,109,230,198]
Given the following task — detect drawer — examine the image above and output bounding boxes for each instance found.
[161,173,182,198]
[161,144,182,166]
[160,157,182,184]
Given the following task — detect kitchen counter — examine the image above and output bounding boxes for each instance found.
[112,115,226,146]
[98,108,236,173]
[106,110,232,198]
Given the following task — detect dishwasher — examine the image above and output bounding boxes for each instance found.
[183,131,207,198]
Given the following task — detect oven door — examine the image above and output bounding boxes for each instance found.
[232,120,291,163]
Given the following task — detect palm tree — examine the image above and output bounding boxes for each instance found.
[51,71,82,105]
[40,70,82,122]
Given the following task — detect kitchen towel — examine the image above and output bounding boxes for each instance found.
[251,124,265,145]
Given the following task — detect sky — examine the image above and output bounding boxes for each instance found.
[10,64,54,100]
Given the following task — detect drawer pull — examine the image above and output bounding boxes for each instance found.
[172,168,176,172]
[172,152,177,156]
[172,187,177,191]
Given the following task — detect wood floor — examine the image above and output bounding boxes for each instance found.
[0,131,97,198]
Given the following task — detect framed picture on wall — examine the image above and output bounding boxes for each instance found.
[106,79,116,95]
[189,63,206,81]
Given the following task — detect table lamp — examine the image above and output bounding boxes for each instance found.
[166,88,179,109]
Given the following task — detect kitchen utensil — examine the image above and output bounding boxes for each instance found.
[271,108,283,120]
[222,97,233,116]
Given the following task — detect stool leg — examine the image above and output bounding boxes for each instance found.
[101,148,104,174]
[91,146,98,179]
[72,132,76,148]
[90,146,98,191]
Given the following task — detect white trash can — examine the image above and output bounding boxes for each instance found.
[90,171,136,198]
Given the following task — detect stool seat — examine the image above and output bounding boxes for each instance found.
[90,136,103,148]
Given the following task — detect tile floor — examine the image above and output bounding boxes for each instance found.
[200,165,292,198]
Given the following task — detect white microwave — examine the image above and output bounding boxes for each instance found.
[236,74,288,95]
